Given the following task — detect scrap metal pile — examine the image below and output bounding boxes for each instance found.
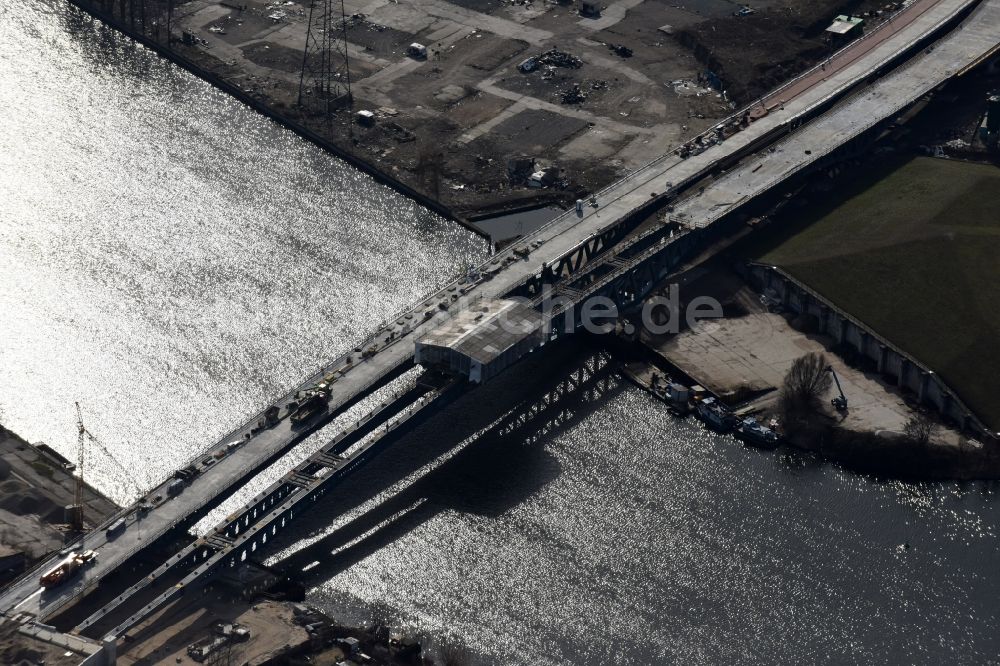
[519,48,583,73]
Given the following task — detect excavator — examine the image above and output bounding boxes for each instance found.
[826,366,848,412]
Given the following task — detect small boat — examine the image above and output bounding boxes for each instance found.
[695,397,738,432]
[735,417,780,449]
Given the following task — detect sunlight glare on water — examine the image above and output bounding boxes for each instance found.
[0,0,486,503]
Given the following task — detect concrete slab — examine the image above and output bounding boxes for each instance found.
[576,0,646,31]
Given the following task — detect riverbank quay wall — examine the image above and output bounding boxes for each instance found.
[61,0,485,237]
[743,263,998,443]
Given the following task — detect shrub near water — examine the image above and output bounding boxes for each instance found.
[781,352,832,416]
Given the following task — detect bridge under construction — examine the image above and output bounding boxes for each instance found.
[3,0,1000,659]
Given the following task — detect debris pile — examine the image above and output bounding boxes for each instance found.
[507,156,535,183]
[336,12,392,33]
[507,157,563,189]
[264,0,298,21]
[522,48,582,72]
[383,121,415,143]
[674,111,749,158]
[539,49,582,68]
[557,80,607,104]
[187,623,251,663]
[608,43,633,58]
[336,12,367,29]
[671,79,715,97]
[561,84,586,104]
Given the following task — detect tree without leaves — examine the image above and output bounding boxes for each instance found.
[903,413,938,447]
[781,352,833,416]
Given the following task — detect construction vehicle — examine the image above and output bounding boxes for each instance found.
[264,405,280,426]
[827,366,848,412]
[288,382,331,427]
[68,403,88,533]
[39,549,96,588]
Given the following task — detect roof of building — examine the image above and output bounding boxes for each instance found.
[826,15,864,34]
[417,299,543,365]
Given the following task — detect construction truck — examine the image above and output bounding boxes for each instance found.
[289,382,331,427]
[39,549,96,588]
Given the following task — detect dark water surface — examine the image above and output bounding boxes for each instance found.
[2,2,999,664]
[473,206,563,242]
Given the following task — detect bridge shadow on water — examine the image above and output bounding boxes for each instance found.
[264,336,624,584]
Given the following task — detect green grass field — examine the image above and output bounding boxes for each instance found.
[748,156,1000,430]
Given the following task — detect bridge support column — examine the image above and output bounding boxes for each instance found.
[100,635,118,666]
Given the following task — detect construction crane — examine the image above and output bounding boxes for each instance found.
[826,366,848,412]
[71,402,87,535]
[72,403,143,537]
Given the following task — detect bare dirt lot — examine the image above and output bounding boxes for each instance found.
[104,0,887,225]
[676,0,896,103]
[117,596,309,665]
[0,427,117,579]
[167,0,739,218]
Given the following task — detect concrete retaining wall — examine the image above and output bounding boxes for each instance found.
[15,623,115,665]
[744,263,997,442]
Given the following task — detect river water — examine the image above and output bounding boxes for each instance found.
[2,2,1000,664]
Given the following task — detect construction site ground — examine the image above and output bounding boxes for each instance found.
[169,0,889,220]
[116,596,310,666]
[745,155,1000,433]
[0,427,117,577]
[640,263,968,449]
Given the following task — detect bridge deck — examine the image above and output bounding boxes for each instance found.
[87,375,459,640]
[673,0,1000,228]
